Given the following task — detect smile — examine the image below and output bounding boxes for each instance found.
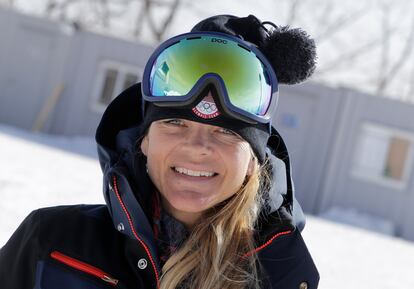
[172,167,218,177]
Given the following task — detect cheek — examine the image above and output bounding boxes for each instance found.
[144,133,181,187]
[222,144,252,186]
[236,143,253,171]
[146,138,167,171]
[144,135,166,180]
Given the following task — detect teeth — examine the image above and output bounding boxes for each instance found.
[174,167,215,177]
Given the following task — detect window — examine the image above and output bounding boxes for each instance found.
[100,68,118,105]
[92,60,142,111]
[351,122,414,189]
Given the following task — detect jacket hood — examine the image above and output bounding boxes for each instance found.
[95,83,305,252]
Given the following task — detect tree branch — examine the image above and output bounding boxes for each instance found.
[316,37,384,75]
[376,15,414,95]
[133,1,147,38]
[145,0,181,41]
[315,4,370,43]
[285,0,302,26]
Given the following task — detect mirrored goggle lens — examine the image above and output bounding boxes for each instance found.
[148,35,273,116]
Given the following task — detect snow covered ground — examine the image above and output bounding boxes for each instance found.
[1,124,413,289]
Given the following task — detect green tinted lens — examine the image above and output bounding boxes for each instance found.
[149,36,272,116]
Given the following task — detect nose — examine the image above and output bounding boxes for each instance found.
[183,124,213,156]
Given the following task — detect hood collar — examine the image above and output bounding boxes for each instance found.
[95,83,306,244]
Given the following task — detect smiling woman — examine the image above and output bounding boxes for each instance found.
[141,118,254,226]
[0,14,319,289]
[139,117,265,289]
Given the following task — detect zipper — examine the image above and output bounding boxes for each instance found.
[50,251,119,286]
[112,175,161,289]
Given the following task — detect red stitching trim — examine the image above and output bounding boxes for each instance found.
[112,175,160,289]
[243,230,292,258]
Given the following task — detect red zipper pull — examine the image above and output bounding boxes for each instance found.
[51,251,119,286]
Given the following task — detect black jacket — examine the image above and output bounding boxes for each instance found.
[0,83,319,289]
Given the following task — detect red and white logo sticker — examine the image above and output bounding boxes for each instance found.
[192,91,220,119]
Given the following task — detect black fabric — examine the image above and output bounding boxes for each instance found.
[0,206,150,289]
[0,205,319,289]
[156,209,189,266]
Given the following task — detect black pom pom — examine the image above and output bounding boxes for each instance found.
[262,26,317,85]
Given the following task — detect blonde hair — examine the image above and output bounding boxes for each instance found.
[160,156,267,289]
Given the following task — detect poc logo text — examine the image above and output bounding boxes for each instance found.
[211,38,227,44]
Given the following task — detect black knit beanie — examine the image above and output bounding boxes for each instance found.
[141,14,317,163]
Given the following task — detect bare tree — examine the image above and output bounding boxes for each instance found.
[314,5,370,43]
[281,0,376,75]
[285,0,302,26]
[133,0,181,42]
[45,0,80,22]
[375,4,414,96]
[282,0,414,101]
[96,0,110,28]
[6,0,414,101]
[44,0,129,30]
[43,0,182,42]
[316,37,385,75]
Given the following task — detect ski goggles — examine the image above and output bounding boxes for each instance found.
[141,31,279,124]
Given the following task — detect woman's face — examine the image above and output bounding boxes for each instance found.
[141,118,254,226]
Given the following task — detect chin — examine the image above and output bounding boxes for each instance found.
[166,191,214,214]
